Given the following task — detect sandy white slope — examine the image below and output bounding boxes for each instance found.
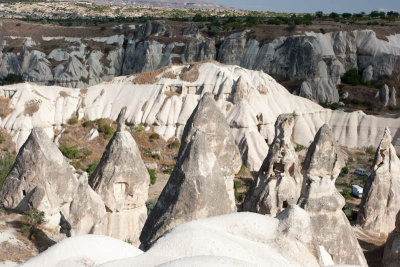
[21,235,143,267]
[1,62,399,170]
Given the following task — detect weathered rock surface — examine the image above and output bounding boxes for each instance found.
[299,124,367,266]
[0,127,105,236]
[1,26,400,103]
[243,114,303,216]
[178,93,241,210]
[391,86,397,106]
[383,210,400,267]
[357,128,400,237]
[139,131,233,250]
[90,107,149,246]
[376,84,390,106]
[3,62,400,172]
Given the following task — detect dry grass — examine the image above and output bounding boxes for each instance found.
[80,88,88,94]
[179,64,199,83]
[0,97,14,119]
[163,71,177,79]
[23,101,40,117]
[164,91,181,97]
[0,129,17,156]
[133,71,161,85]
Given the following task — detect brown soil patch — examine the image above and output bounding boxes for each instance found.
[0,97,14,119]
[179,64,199,83]
[163,71,177,79]
[132,71,161,84]
[23,101,40,117]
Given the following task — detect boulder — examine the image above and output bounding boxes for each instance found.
[299,124,367,266]
[179,93,241,211]
[362,65,374,83]
[243,114,303,216]
[90,107,149,246]
[0,128,105,236]
[383,210,400,267]
[139,131,233,250]
[357,128,400,237]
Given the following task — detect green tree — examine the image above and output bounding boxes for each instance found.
[21,209,45,240]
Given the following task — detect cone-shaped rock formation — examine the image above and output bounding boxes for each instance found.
[139,131,232,250]
[299,124,367,266]
[179,93,241,211]
[243,114,303,216]
[90,107,150,246]
[383,210,400,267]
[357,128,400,237]
[0,128,105,236]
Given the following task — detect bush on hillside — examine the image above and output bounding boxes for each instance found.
[341,69,361,86]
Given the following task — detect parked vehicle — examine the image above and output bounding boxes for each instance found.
[354,168,367,176]
[352,185,363,198]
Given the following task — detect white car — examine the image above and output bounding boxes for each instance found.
[352,185,363,198]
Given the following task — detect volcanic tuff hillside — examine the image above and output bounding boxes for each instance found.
[2,61,400,171]
[1,20,400,104]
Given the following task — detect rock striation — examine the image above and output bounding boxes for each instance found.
[1,25,400,104]
[90,107,150,246]
[383,210,400,267]
[139,130,233,250]
[2,62,400,172]
[0,127,105,236]
[243,114,303,216]
[298,124,367,266]
[178,93,241,210]
[357,128,400,237]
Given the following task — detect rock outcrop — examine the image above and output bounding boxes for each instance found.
[357,128,400,237]
[3,62,400,172]
[391,86,397,107]
[1,25,400,104]
[243,114,303,216]
[0,128,105,236]
[298,124,367,266]
[139,131,233,250]
[383,210,400,267]
[376,84,390,106]
[178,93,241,210]
[89,107,149,246]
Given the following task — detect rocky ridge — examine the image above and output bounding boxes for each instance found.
[2,62,400,172]
[1,21,400,103]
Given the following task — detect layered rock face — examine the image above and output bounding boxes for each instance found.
[243,114,303,216]
[90,108,149,246]
[299,124,367,266]
[1,22,399,103]
[178,93,241,210]
[357,128,400,237]
[139,131,233,250]
[383,210,400,267]
[0,128,105,236]
[2,62,400,172]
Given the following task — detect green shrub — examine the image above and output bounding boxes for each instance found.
[342,206,354,221]
[21,209,45,240]
[149,133,160,142]
[341,166,349,174]
[365,146,374,155]
[295,144,307,152]
[82,120,93,128]
[342,69,361,86]
[0,132,4,144]
[0,73,23,85]
[238,164,246,174]
[234,180,242,190]
[67,116,78,125]
[341,188,353,200]
[59,143,82,159]
[85,161,98,177]
[169,140,180,149]
[148,168,157,185]
[0,153,15,190]
[163,165,175,174]
[146,199,157,215]
[135,123,144,132]
[96,119,115,138]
